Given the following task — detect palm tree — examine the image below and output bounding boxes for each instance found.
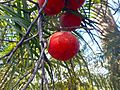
[91,0,120,90]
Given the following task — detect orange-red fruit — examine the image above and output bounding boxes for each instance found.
[38,0,65,16]
[48,31,79,61]
[60,12,82,31]
[65,0,85,10]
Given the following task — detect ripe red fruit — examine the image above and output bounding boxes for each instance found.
[38,0,65,16]
[48,31,79,61]
[60,12,82,31]
[65,0,85,10]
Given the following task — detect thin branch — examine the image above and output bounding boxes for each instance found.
[0,51,12,60]
[21,47,45,90]
[21,0,48,89]
[7,18,37,62]
[0,34,38,60]
[11,71,31,90]
[37,5,47,90]
[45,55,54,90]
[28,0,38,6]
[6,0,47,63]
[37,12,45,90]
[24,33,38,42]
[43,53,54,90]
[40,60,45,90]
[36,1,50,89]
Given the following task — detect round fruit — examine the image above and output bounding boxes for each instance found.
[38,0,65,16]
[65,0,85,10]
[60,12,82,31]
[48,31,79,61]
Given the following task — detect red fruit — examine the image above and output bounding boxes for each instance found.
[38,0,65,16]
[48,31,79,61]
[65,0,85,10]
[60,12,82,31]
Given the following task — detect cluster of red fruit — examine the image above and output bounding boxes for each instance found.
[38,0,85,61]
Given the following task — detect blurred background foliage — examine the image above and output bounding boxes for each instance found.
[0,0,120,90]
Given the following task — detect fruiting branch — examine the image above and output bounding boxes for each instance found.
[21,0,48,90]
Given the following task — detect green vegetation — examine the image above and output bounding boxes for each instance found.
[0,0,120,90]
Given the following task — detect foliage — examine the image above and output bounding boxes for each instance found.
[0,0,119,90]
